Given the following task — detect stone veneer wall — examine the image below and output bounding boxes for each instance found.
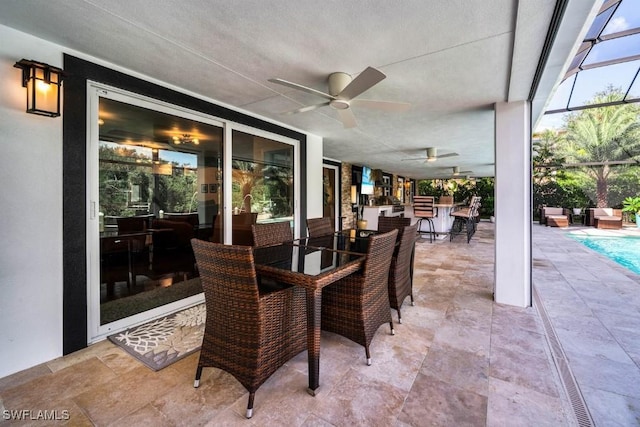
[341,162,356,229]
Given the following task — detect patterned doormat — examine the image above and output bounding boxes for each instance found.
[108,304,205,371]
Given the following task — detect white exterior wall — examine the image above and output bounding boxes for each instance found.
[305,134,324,226]
[0,25,65,377]
[494,101,532,307]
[0,24,323,378]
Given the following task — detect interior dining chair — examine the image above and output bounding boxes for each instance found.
[191,239,306,419]
[413,195,437,242]
[306,217,334,237]
[388,223,418,323]
[114,216,151,286]
[251,221,293,247]
[321,229,398,366]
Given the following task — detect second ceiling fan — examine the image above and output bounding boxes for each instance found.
[269,66,410,128]
[402,147,459,162]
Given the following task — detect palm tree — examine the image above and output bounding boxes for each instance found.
[562,88,640,207]
[532,129,566,186]
[232,160,263,213]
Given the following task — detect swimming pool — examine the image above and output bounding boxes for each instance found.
[569,234,640,274]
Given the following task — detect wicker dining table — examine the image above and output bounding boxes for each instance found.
[253,242,366,395]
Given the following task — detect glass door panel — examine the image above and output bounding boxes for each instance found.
[96,96,223,327]
[230,130,294,244]
[323,165,340,231]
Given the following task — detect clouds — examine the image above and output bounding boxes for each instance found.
[605,16,629,34]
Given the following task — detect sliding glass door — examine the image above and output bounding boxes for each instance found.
[88,86,223,339]
[87,85,300,342]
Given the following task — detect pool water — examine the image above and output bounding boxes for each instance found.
[569,235,640,274]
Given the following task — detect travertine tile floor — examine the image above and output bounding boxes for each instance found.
[532,223,640,426]
[4,221,624,426]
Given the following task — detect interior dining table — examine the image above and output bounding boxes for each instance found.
[252,242,366,395]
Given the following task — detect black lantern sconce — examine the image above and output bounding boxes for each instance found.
[14,59,65,117]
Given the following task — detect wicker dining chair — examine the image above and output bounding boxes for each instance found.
[321,229,398,366]
[191,239,306,419]
[251,221,293,247]
[251,221,297,291]
[388,223,418,323]
[377,216,411,235]
[306,217,334,237]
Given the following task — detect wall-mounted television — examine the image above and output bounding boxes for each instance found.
[361,166,374,195]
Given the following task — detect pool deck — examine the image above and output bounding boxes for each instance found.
[533,222,640,425]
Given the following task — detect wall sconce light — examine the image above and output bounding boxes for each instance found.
[350,184,359,214]
[14,59,64,117]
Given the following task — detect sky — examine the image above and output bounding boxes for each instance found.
[535,0,639,132]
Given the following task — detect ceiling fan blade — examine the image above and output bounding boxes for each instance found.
[268,78,334,100]
[401,157,428,161]
[350,99,411,112]
[282,101,330,115]
[338,67,386,100]
[337,108,357,128]
[436,152,459,159]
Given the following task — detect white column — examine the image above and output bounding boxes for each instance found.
[494,101,531,307]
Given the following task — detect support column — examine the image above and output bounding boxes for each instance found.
[494,101,531,307]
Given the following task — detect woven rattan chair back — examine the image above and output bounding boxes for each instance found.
[377,216,411,235]
[251,221,293,247]
[388,223,418,323]
[321,229,398,365]
[306,217,334,237]
[191,238,306,418]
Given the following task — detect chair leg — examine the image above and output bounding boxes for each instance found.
[246,392,255,419]
[397,309,402,324]
[193,366,203,387]
[428,218,435,242]
[390,320,395,335]
[365,346,372,366]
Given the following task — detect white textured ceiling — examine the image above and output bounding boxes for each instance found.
[0,0,595,179]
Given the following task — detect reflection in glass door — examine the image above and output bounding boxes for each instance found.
[89,89,223,338]
[323,164,340,231]
[227,130,296,244]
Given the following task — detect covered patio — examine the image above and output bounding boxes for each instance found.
[2,222,638,425]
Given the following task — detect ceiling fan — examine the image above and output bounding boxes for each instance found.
[269,66,410,128]
[401,147,459,162]
[451,166,473,176]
